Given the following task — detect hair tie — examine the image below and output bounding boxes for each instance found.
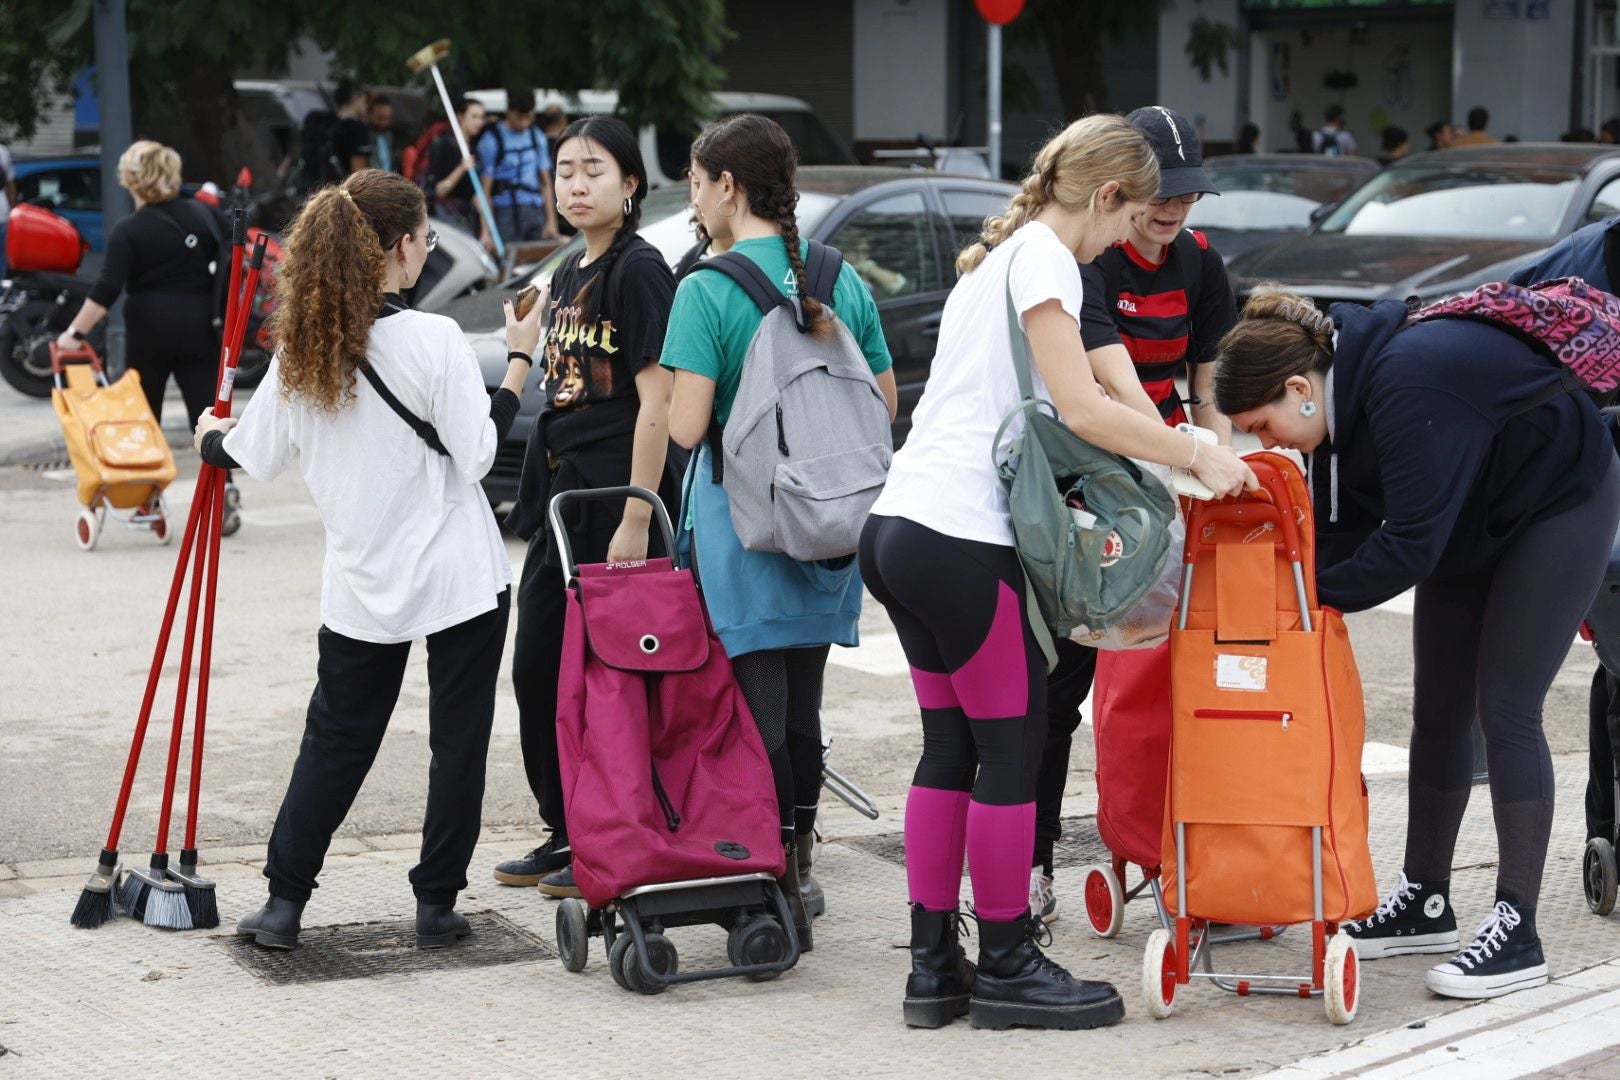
[339,187,356,205]
[1285,301,1328,336]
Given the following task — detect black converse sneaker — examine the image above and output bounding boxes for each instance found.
[1426,900,1548,999]
[492,832,571,886]
[1344,871,1460,959]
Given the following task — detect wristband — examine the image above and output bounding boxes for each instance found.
[70,328,88,341]
[508,350,533,365]
[1185,434,1200,470]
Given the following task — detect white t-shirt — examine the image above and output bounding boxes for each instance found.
[223,310,512,644]
[868,220,1083,547]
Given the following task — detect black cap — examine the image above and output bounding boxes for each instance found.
[1127,106,1220,199]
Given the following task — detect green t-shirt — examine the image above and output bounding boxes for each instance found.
[660,237,893,424]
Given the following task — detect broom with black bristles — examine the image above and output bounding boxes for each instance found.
[71,214,251,930]
[165,232,266,929]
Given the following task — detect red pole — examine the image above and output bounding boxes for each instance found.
[153,469,215,855]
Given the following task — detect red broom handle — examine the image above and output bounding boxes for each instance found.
[154,470,216,855]
[213,235,268,422]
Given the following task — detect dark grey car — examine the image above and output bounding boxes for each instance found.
[442,167,1016,506]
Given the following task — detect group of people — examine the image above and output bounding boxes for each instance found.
[1246,103,1514,162]
[192,93,1615,1032]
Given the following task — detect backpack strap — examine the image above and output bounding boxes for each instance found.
[803,240,843,307]
[1174,229,1205,307]
[358,362,450,457]
[689,252,789,317]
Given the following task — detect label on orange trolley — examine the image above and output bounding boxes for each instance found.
[1214,653,1268,692]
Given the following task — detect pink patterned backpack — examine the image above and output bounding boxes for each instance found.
[1410,277,1620,403]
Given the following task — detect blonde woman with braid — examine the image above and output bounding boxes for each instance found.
[664,113,898,954]
[860,114,1253,1032]
[1216,287,1620,1000]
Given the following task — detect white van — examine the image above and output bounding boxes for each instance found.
[466,89,855,188]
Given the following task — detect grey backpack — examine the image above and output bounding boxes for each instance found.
[694,242,893,562]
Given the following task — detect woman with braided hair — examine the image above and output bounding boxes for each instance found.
[492,116,684,898]
[1216,285,1620,1000]
[861,114,1253,1031]
[192,169,542,948]
[664,113,899,953]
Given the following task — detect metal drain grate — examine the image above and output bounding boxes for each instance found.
[219,910,554,985]
[843,815,1113,870]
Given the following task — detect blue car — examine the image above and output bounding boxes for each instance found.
[12,156,106,251]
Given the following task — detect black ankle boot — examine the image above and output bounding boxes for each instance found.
[903,904,976,1028]
[779,843,813,953]
[969,910,1125,1031]
[416,901,472,949]
[235,895,304,950]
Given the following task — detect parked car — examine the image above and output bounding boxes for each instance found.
[12,157,107,251]
[442,166,1015,505]
[467,89,857,189]
[1226,143,1620,309]
[1185,153,1381,263]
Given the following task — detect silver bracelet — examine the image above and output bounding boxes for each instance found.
[1185,434,1200,470]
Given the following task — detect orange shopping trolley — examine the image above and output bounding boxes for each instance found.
[1145,452,1376,1025]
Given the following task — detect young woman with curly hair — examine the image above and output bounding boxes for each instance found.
[664,113,898,952]
[192,169,542,950]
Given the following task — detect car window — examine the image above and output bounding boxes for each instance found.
[941,189,1010,254]
[19,166,101,212]
[1587,177,1620,227]
[1205,165,1372,205]
[1317,164,1579,241]
[828,192,939,300]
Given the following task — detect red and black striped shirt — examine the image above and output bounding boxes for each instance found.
[1079,229,1237,424]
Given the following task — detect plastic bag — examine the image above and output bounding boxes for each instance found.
[1069,461,1184,651]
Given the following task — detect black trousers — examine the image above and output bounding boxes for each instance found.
[1032,638,1098,876]
[126,291,217,430]
[263,590,510,905]
[511,531,584,835]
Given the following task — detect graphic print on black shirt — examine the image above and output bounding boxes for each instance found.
[1079,229,1237,422]
[542,243,676,412]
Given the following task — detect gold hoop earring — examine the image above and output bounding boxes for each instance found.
[718,199,737,219]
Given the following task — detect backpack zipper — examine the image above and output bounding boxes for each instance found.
[1194,708,1291,730]
[650,764,682,832]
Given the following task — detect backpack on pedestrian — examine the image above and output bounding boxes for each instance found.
[690,241,893,562]
[1409,277,1620,406]
[477,120,544,197]
[298,109,343,189]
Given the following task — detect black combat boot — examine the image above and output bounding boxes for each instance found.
[235,895,305,950]
[416,901,472,948]
[969,910,1125,1030]
[780,842,813,953]
[903,903,976,1028]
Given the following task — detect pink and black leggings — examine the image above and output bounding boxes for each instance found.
[859,514,1047,921]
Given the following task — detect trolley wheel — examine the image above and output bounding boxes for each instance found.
[75,508,101,551]
[1585,837,1619,916]
[608,932,637,992]
[1083,863,1126,939]
[626,932,678,995]
[1143,927,1178,1019]
[151,509,172,545]
[727,914,791,981]
[1325,934,1359,1025]
[556,898,590,973]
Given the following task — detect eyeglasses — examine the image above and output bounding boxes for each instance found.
[424,228,439,252]
[1148,192,1203,207]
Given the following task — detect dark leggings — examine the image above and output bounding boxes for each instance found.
[1033,639,1098,875]
[860,514,1047,919]
[732,646,831,841]
[126,291,217,429]
[1405,459,1620,910]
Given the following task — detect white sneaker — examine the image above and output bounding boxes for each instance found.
[1029,867,1060,924]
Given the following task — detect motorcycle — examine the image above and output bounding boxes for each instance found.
[0,203,103,399]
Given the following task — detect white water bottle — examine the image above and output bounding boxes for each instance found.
[1171,424,1219,500]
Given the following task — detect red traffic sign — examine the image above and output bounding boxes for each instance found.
[974,0,1025,24]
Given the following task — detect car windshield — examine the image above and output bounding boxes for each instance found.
[1204,164,1370,205]
[1316,164,1580,241]
[1186,191,1321,232]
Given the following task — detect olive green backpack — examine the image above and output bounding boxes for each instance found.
[992,260,1178,670]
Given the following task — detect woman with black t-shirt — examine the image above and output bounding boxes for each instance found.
[427,95,487,236]
[491,117,680,898]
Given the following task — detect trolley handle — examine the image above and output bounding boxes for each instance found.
[1183,457,1306,564]
[548,486,677,585]
[49,340,107,389]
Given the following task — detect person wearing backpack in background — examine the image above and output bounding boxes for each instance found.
[298,81,371,191]
[478,88,560,247]
[664,113,898,952]
[1027,104,1240,925]
[1311,105,1357,156]
[490,117,681,899]
[862,114,1252,1033]
[425,95,488,238]
[1215,285,1620,999]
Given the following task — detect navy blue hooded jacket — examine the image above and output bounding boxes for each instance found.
[1508,216,1620,292]
[1311,299,1612,612]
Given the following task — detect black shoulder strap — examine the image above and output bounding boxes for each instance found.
[803,240,843,306]
[1174,229,1204,305]
[358,362,450,456]
[1604,222,1620,294]
[689,251,788,317]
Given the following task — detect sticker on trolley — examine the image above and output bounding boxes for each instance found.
[1215,654,1268,691]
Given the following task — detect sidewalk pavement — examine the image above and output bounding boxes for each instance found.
[2,762,1617,1078]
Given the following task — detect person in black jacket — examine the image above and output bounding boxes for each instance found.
[1214,287,1620,1001]
[54,141,243,532]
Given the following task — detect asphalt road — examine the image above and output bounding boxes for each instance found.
[0,448,1600,866]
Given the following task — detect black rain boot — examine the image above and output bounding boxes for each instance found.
[235,895,304,950]
[969,910,1125,1031]
[416,901,472,949]
[779,842,813,953]
[903,904,976,1028]
[797,831,825,918]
